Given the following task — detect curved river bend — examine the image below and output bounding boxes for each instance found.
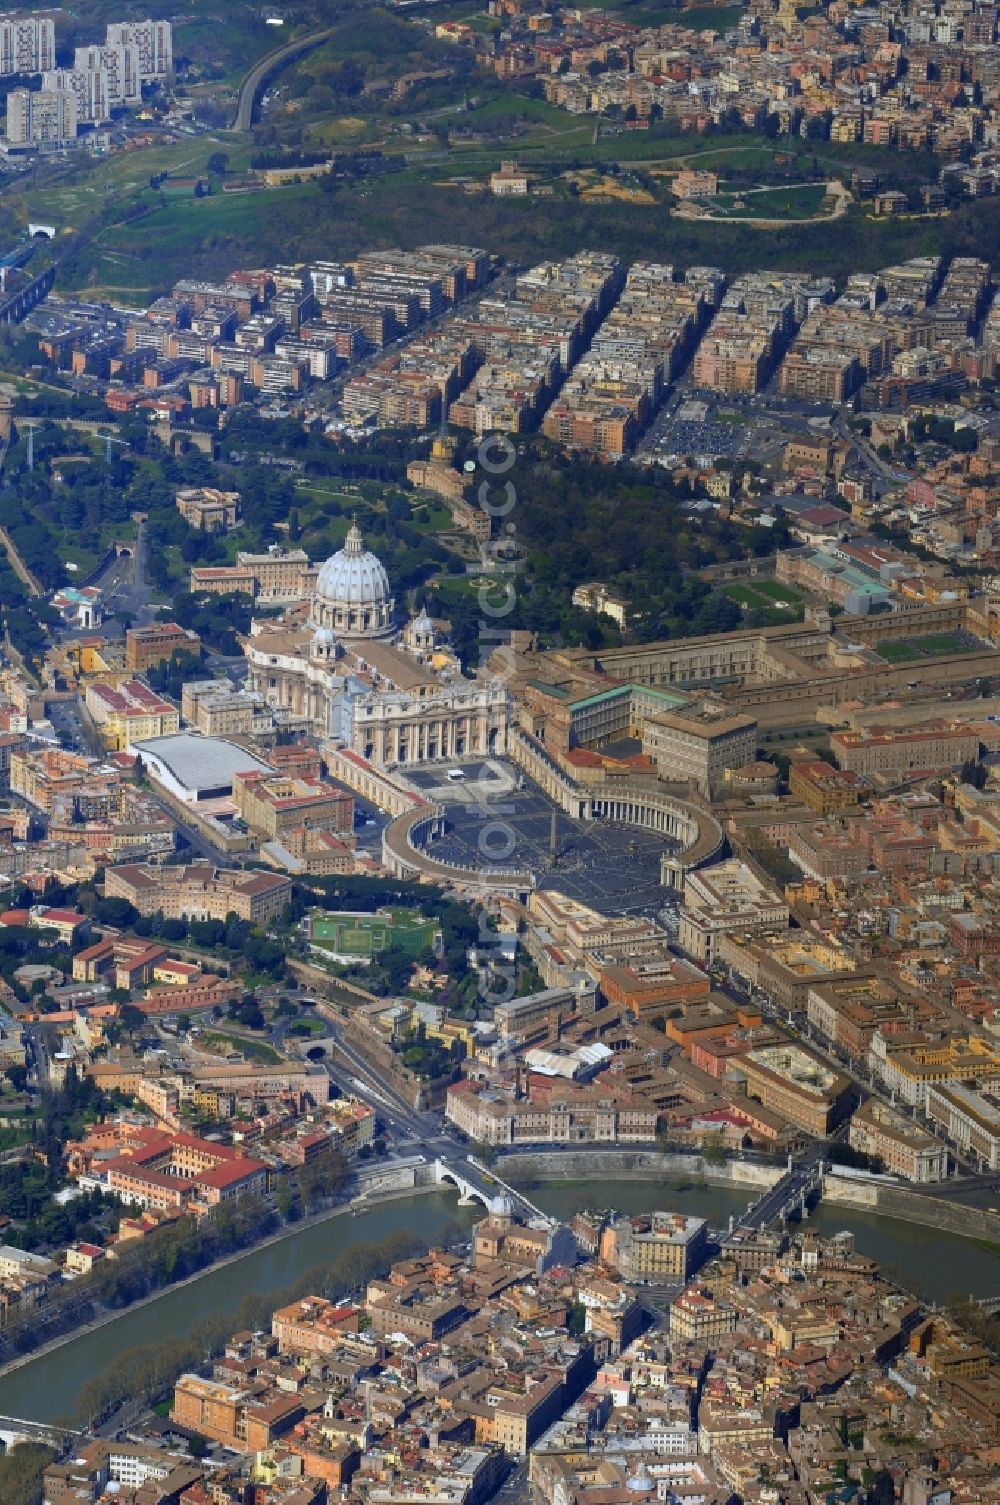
[3,1180,997,1423]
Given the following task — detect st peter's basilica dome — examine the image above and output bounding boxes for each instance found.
[310,523,396,640]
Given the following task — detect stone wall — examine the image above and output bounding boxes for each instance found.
[497,1148,784,1191]
[288,957,381,1005]
[823,1174,1000,1243]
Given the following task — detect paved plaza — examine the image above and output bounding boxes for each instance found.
[406,760,678,915]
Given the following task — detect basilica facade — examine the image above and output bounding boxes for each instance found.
[243,524,510,767]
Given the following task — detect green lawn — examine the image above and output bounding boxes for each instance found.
[199,1031,283,1064]
[58,542,102,575]
[310,907,438,960]
[725,581,801,608]
[431,575,480,602]
[612,1,743,28]
[287,1017,326,1037]
[445,93,572,127]
[19,137,254,229]
[74,184,317,301]
[409,501,454,533]
[724,580,804,620]
[874,637,921,663]
[874,634,964,663]
[708,184,831,220]
[751,579,805,603]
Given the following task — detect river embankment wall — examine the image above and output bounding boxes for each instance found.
[822,1175,1000,1243]
[496,1149,783,1191]
[498,1151,1000,1244]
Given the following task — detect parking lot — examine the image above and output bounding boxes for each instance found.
[406,760,679,914]
[651,408,752,466]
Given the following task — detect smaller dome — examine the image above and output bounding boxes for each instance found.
[412,604,434,629]
[313,625,335,644]
[626,1466,655,1494]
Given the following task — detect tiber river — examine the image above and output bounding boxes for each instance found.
[2,1180,997,1423]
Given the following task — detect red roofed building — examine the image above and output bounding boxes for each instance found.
[271,1295,362,1357]
[0,905,91,945]
[65,1241,107,1276]
[102,1127,268,1213]
[73,936,169,988]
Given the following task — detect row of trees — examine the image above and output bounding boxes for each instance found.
[70,1222,433,1429]
[0,1444,58,1505]
[0,1145,350,1361]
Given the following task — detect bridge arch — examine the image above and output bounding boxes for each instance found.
[433,1157,512,1214]
[436,1168,494,1210]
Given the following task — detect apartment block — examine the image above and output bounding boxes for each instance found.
[736,1044,853,1136]
[789,758,866,814]
[870,1034,1000,1108]
[670,1283,739,1344]
[105,1127,268,1215]
[175,486,241,532]
[180,679,274,737]
[641,697,757,797]
[493,985,590,1049]
[678,859,788,963]
[0,18,55,75]
[84,678,179,751]
[600,1211,708,1282]
[6,85,77,145]
[231,769,353,842]
[692,272,808,394]
[925,1082,1000,1170]
[106,19,172,80]
[830,722,980,777]
[41,67,111,124]
[74,43,141,105]
[171,1373,303,1451]
[445,1076,657,1147]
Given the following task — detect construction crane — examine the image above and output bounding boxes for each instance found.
[99,433,129,464]
[24,420,38,471]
